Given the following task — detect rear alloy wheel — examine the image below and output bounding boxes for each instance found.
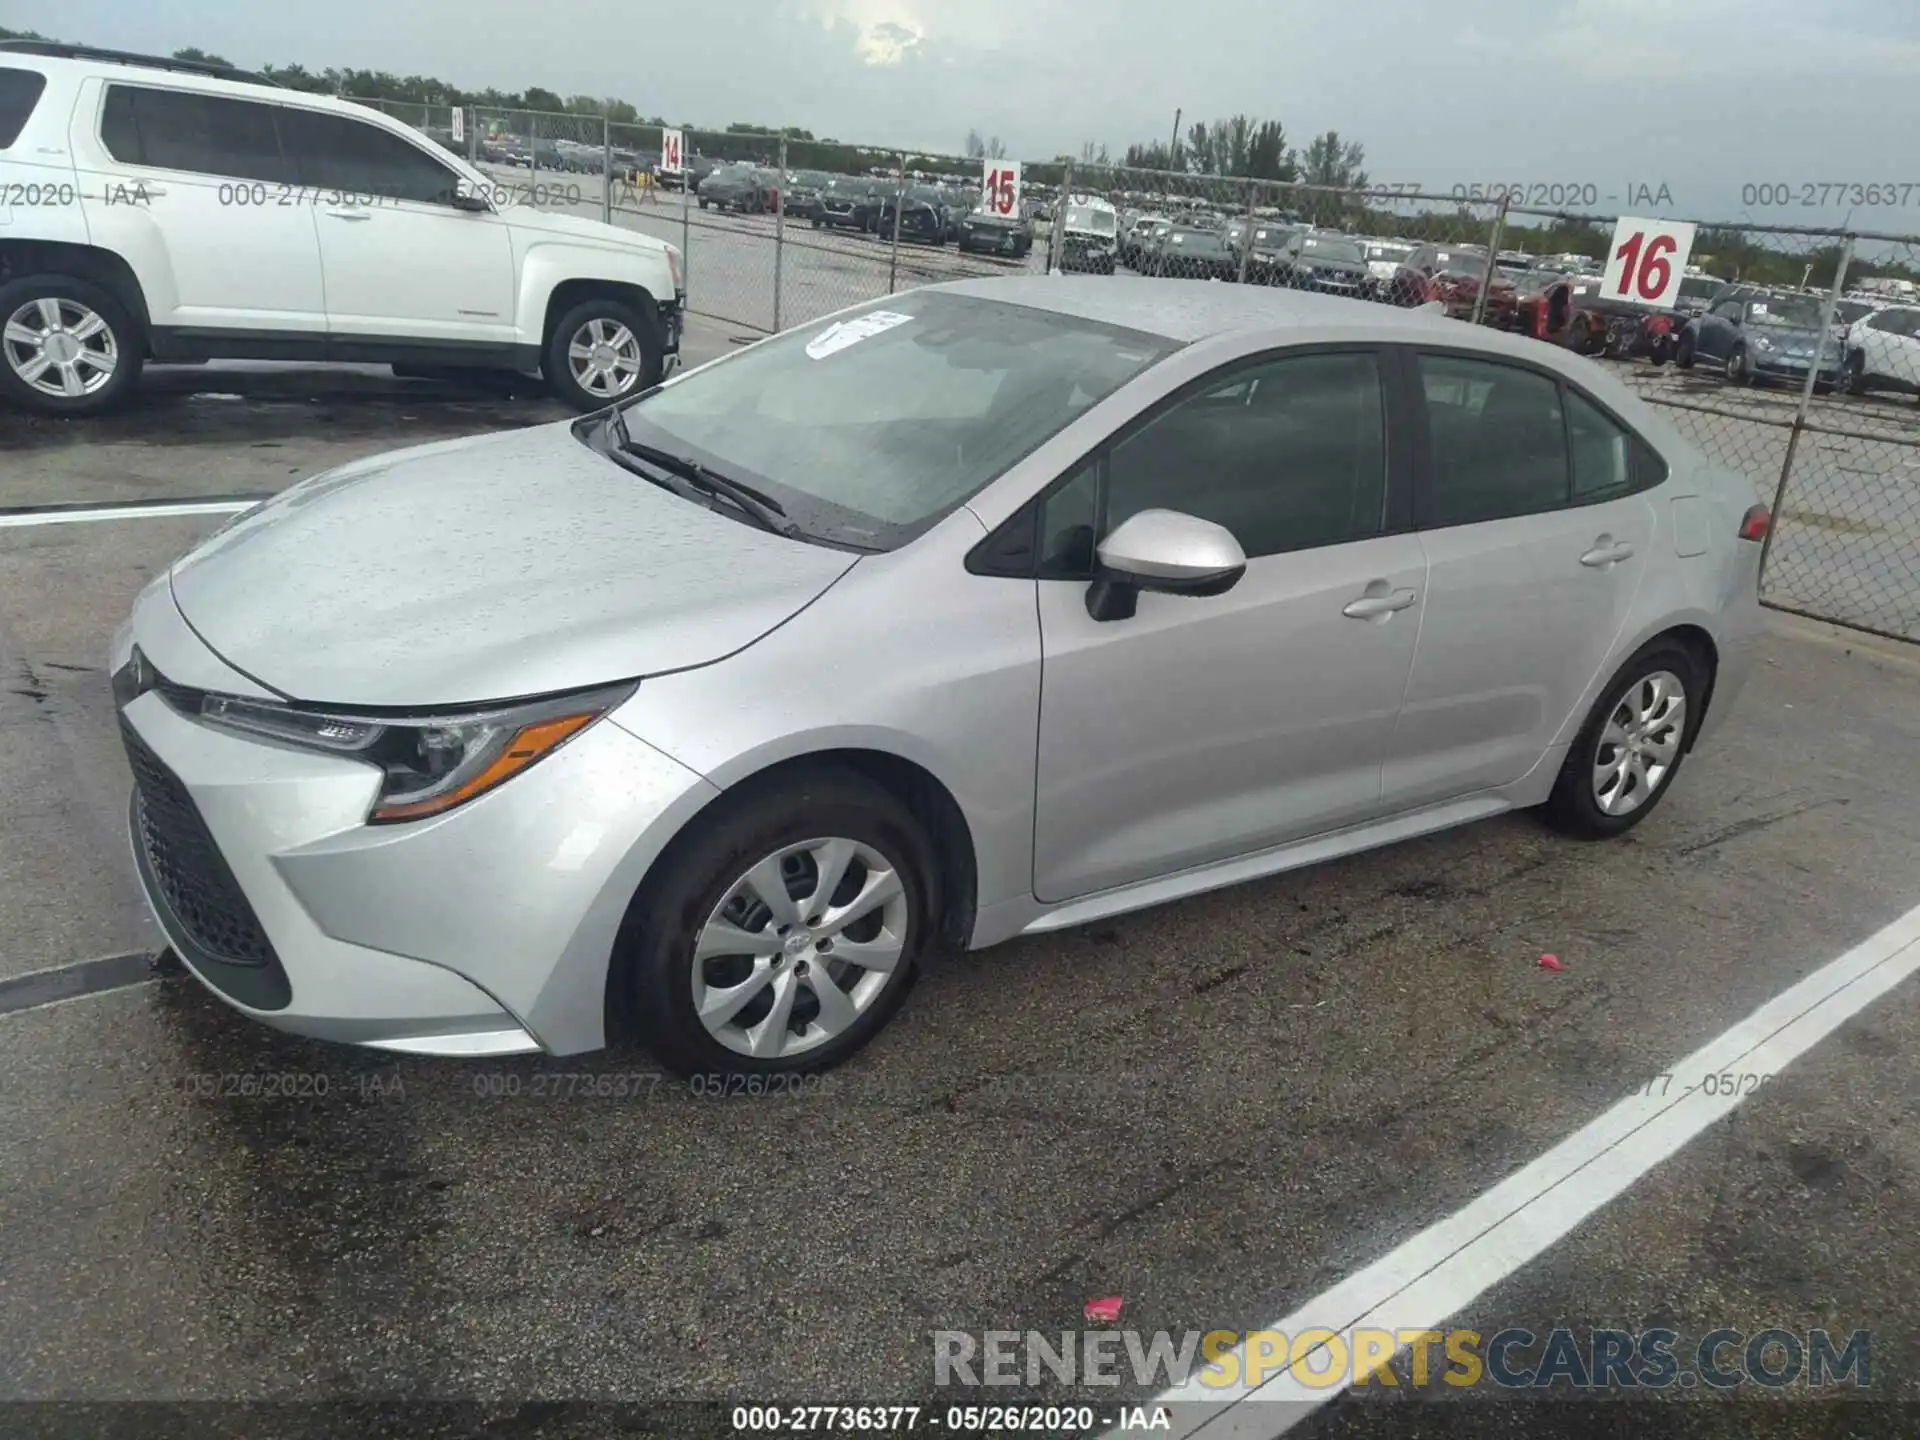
[544,297,662,411]
[0,277,143,416]
[623,768,937,1077]
[1543,643,1700,839]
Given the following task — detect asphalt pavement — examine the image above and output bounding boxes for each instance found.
[2,313,1919,1440]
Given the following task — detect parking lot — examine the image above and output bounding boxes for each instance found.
[5,304,1920,1437]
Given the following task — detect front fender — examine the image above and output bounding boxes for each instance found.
[512,236,676,341]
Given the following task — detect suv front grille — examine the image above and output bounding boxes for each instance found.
[120,714,276,966]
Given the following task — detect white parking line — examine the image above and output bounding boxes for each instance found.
[0,500,256,529]
[1142,898,1920,1438]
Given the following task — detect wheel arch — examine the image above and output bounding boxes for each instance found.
[0,239,153,342]
[540,278,664,353]
[602,744,981,1045]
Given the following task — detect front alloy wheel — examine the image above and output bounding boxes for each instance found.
[543,296,663,412]
[567,316,643,401]
[694,838,907,1061]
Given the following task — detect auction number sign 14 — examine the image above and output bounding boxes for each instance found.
[661,129,684,173]
[982,160,1021,218]
[1602,216,1698,309]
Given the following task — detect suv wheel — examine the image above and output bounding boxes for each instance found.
[1841,350,1867,396]
[544,296,663,411]
[0,276,144,417]
[621,768,938,1077]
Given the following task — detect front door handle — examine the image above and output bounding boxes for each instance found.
[1580,538,1636,567]
[1343,586,1418,620]
[325,209,372,222]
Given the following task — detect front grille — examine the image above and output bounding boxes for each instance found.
[120,714,276,966]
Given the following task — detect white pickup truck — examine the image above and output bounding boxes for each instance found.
[0,41,685,415]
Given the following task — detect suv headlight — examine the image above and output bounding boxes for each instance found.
[193,681,636,823]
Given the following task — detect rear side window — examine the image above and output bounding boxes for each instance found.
[1417,353,1568,527]
[0,67,47,149]
[276,108,463,204]
[1567,390,1633,502]
[99,86,291,182]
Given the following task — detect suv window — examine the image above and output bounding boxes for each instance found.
[99,85,291,182]
[0,67,46,149]
[1101,351,1387,560]
[276,107,463,204]
[1417,353,1567,526]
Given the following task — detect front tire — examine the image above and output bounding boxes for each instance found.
[1842,350,1867,397]
[1726,344,1753,385]
[0,275,144,417]
[544,295,663,412]
[621,768,939,1077]
[1541,641,1702,839]
[1674,332,1696,369]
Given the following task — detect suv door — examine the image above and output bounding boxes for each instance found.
[1030,347,1427,903]
[77,82,327,340]
[1381,349,1660,810]
[275,106,515,352]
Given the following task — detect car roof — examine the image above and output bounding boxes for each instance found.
[930,275,1471,343]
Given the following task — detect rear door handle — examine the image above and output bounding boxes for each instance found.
[325,209,372,222]
[1580,540,1635,567]
[1343,587,1418,620]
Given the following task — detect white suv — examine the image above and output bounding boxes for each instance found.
[1842,305,1920,401]
[0,43,684,415]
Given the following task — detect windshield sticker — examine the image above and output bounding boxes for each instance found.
[1749,303,1768,315]
[805,310,913,360]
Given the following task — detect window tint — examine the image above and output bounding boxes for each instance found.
[99,86,291,182]
[1567,391,1632,502]
[277,108,462,204]
[1418,354,1568,527]
[0,67,47,149]
[1711,299,1743,320]
[1103,351,1387,560]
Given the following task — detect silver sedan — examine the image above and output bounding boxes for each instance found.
[114,278,1764,1074]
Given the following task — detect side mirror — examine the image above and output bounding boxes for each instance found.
[1086,509,1247,622]
[450,191,492,213]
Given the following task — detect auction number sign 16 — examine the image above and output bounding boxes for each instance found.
[1602,216,1698,309]
[982,161,1021,217]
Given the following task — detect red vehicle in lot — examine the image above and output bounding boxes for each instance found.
[1385,243,1518,325]
[1509,269,1608,354]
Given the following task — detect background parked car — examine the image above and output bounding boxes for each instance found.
[1842,305,1920,399]
[1675,286,1847,388]
[783,169,835,218]
[1277,232,1371,298]
[814,175,886,231]
[1057,198,1121,273]
[1120,214,1170,269]
[1511,270,1609,355]
[1238,223,1304,284]
[874,185,954,245]
[1362,239,1416,291]
[1389,244,1517,323]
[699,163,780,213]
[1149,224,1237,280]
[956,203,1034,257]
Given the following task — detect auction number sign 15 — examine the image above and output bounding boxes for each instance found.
[982,161,1021,217]
[661,129,684,173]
[1603,216,1698,309]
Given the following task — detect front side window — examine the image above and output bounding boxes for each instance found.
[618,293,1177,550]
[276,108,464,204]
[99,85,290,182]
[0,67,47,149]
[1417,353,1567,527]
[1101,351,1387,560]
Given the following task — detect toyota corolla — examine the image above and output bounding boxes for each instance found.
[115,280,1763,1076]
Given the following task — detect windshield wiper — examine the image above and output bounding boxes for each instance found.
[601,421,805,540]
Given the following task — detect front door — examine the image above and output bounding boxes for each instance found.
[1032,348,1426,903]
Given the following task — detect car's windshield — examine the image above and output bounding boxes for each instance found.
[1678,276,1721,302]
[1297,236,1364,263]
[616,293,1176,550]
[1747,294,1825,328]
[1366,242,1413,262]
[1433,250,1489,273]
[1067,205,1118,234]
[1832,299,1876,325]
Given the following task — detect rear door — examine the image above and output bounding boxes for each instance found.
[76,82,327,338]
[1381,348,1658,810]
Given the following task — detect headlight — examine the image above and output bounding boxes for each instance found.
[194,681,636,823]
[1754,336,1775,352]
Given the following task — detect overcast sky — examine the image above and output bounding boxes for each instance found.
[20,0,1920,227]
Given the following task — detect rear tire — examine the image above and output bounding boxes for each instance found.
[0,274,144,417]
[620,767,939,1078]
[1674,332,1696,369]
[1842,351,1867,397]
[1541,640,1703,840]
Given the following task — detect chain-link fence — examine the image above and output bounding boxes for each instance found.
[340,92,1920,641]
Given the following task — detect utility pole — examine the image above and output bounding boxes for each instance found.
[1168,108,1182,170]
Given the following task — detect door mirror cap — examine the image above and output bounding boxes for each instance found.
[1087,509,1247,621]
[449,191,492,213]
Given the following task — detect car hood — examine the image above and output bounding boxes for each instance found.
[497,205,672,256]
[167,425,859,709]
[1749,325,1829,349]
